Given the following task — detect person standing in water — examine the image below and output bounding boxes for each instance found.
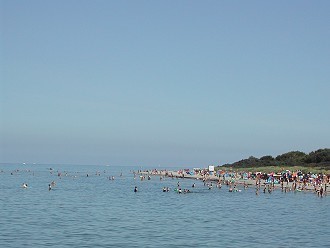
[320,185,324,197]
[134,186,138,192]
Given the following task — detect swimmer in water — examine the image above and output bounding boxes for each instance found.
[22,183,28,188]
[163,187,170,192]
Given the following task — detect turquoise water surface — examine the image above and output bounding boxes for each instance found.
[1,164,329,247]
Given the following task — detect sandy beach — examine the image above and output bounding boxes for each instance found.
[139,169,323,191]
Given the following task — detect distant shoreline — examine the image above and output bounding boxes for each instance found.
[139,169,328,192]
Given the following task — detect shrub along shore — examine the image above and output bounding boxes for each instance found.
[218,148,330,174]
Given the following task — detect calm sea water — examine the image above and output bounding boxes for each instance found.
[0,164,329,248]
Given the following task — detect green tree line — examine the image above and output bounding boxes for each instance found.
[221,148,330,169]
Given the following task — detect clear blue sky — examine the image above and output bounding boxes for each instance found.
[1,1,329,166]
